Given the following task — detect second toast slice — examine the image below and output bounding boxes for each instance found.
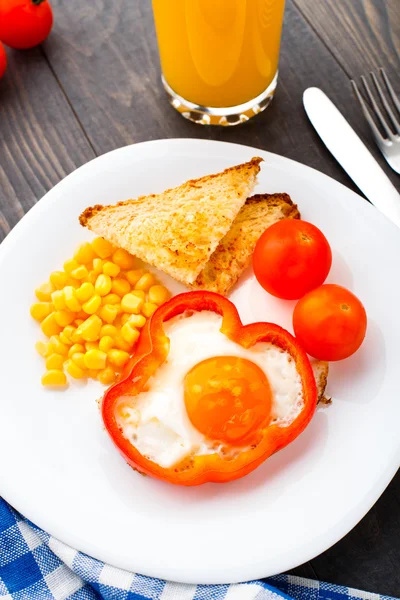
[192,193,300,295]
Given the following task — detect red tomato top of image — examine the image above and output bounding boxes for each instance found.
[253,219,332,300]
[0,0,53,50]
[0,41,6,79]
[293,284,367,361]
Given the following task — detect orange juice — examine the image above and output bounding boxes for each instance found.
[152,0,285,109]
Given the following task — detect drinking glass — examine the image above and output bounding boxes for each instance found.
[152,0,285,126]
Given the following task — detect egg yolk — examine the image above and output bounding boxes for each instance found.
[184,356,272,445]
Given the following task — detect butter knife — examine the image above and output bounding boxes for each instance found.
[303,87,400,228]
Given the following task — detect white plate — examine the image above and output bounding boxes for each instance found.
[0,139,399,585]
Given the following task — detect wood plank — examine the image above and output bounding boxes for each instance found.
[0,46,95,241]
[43,0,398,193]
[293,0,400,76]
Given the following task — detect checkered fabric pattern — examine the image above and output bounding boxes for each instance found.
[0,499,397,600]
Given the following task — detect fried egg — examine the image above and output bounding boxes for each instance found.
[115,311,304,468]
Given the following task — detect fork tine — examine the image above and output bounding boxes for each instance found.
[361,75,394,140]
[351,79,387,145]
[371,71,400,134]
[380,68,400,114]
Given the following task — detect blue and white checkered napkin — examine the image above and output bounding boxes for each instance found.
[0,498,397,600]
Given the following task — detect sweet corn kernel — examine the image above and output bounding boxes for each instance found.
[95,274,112,297]
[100,324,117,338]
[64,258,79,274]
[121,323,140,346]
[49,335,69,356]
[107,349,130,368]
[127,314,146,328]
[36,341,50,357]
[103,261,120,277]
[42,370,67,387]
[88,369,99,379]
[85,341,99,351]
[99,335,114,352]
[112,248,136,270]
[30,302,53,322]
[68,343,85,358]
[77,315,102,342]
[74,242,96,264]
[135,272,155,291]
[114,334,132,352]
[125,269,145,287]
[63,287,81,312]
[59,331,70,345]
[54,310,76,327]
[111,278,130,297]
[71,352,86,370]
[84,349,107,370]
[75,282,95,303]
[62,325,75,340]
[50,271,68,290]
[92,258,104,274]
[46,354,65,370]
[41,313,62,337]
[82,294,102,315]
[35,282,54,302]
[71,329,84,343]
[120,313,131,326]
[148,285,170,305]
[71,265,89,280]
[98,366,116,385]
[142,302,158,318]
[51,290,66,310]
[92,237,114,259]
[130,289,145,300]
[65,359,85,379]
[74,319,84,327]
[99,304,119,324]
[88,271,97,285]
[121,293,143,314]
[101,293,120,305]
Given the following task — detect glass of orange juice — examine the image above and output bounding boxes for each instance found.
[152,0,285,126]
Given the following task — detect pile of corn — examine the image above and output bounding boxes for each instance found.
[30,237,170,387]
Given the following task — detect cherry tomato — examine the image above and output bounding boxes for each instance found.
[0,0,53,50]
[293,284,367,361]
[0,41,6,79]
[253,219,332,300]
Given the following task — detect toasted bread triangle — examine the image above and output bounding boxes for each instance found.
[79,157,262,285]
[192,193,300,295]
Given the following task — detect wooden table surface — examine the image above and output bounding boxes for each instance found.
[1,0,399,595]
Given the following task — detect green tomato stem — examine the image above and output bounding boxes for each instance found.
[32,0,47,5]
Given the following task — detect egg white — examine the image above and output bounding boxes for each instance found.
[116,311,304,468]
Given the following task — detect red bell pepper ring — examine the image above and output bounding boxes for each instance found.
[102,291,318,486]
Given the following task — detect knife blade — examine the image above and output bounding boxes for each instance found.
[303,87,400,228]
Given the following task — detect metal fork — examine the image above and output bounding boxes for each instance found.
[351,68,400,175]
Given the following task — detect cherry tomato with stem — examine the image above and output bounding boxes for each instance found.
[0,0,53,50]
[253,219,332,300]
[293,284,367,361]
